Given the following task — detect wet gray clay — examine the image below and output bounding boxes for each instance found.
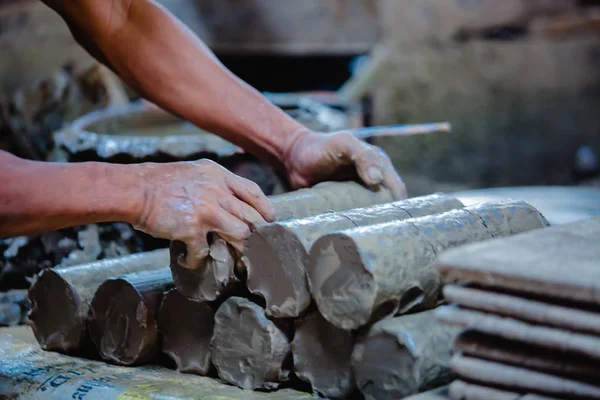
[309,201,548,329]
[28,249,169,354]
[171,181,393,302]
[210,297,290,390]
[291,312,355,398]
[352,310,460,400]
[87,268,174,365]
[157,289,215,375]
[245,193,463,318]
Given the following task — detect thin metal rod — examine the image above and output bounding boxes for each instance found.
[351,122,451,139]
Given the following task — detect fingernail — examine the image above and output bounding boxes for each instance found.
[367,166,383,183]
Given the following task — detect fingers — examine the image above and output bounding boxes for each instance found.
[219,196,268,230]
[375,148,407,200]
[332,133,407,200]
[226,176,277,222]
[208,208,252,253]
[177,236,210,270]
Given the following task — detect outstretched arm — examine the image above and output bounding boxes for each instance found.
[0,150,274,268]
[40,0,406,196]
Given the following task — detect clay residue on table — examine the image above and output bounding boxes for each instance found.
[87,268,173,366]
[210,297,290,390]
[291,312,355,398]
[27,249,169,354]
[352,310,459,400]
[157,289,214,375]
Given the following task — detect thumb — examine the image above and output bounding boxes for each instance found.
[177,237,210,270]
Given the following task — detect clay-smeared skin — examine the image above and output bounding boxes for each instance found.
[308,201,548,330]
[172,181,393,302]
[210,297,290,390]
[352,310,460,400]
[28,249,169,354]
[88,268,173,366]
[291,312,355,398]
[157,289,214,375]
[245,193,463,318]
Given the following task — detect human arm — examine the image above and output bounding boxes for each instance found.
[0,151,274,268]
[40,0,406,197]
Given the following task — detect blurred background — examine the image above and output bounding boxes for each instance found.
[1,0,599,193]
[0,0,599,316]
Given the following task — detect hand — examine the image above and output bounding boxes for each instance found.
[133,159,276,269]
[283,129,407,199]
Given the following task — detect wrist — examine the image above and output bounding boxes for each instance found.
[99,163,147,225]
[280,126,313,172]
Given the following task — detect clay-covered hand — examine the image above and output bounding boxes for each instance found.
[283,129,407,199]
[133,159,276,269]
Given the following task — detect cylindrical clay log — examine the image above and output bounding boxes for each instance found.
[87,268,174,366]
[171,181,393,302]
[308,200,549,330]
[210,297,290,390]
[352,310,461,400]
[28,249,169,354]
[157,289,215,375]
[244,193,463,318]
[291,312,355,398]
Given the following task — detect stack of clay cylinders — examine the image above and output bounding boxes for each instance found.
[159,192,465,395]
[28,249,170,356]
[169,181,395,303]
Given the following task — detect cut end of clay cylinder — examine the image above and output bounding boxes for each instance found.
[352,332,417,400]
[210,297,290,390]
[245,225,311,318]
[88,278,158,366]
[291,312,355,398]
[28,270,84,353]
[308,233,377,330]
[157,289,214,375]
[170,237,237,302]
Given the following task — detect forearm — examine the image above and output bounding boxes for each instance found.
[43,0,306,170]
[0,151,143,237]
